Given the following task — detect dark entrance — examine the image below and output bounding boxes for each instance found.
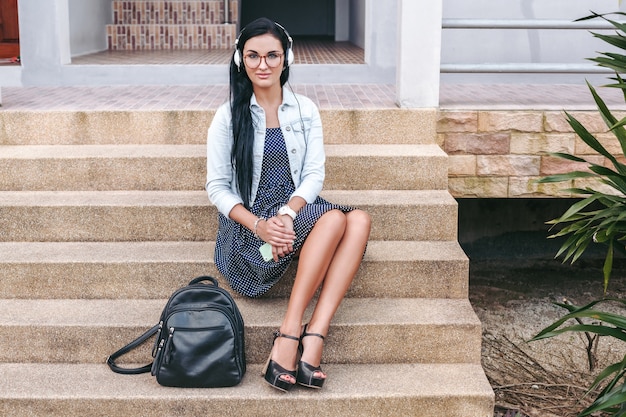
[240,0,335,38]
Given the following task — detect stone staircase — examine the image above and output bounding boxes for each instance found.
[107,0,238,50]
[0,100,495,415]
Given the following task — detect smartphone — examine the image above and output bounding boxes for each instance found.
[259,243,273,262]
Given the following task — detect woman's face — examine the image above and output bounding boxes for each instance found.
[242,33,285,91]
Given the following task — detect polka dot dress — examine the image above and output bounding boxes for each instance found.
[214,127,355,298]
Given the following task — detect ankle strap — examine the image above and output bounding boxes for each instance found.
[273,330,299,342]
[302,323,325,340]
[302,330,325,340]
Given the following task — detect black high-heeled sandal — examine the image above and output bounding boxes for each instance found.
[262,330,300,392]
[297,324,326,389]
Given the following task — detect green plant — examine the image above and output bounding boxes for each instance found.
[531,11,626,416]
[532,299,626,416]
[538,12,626,293]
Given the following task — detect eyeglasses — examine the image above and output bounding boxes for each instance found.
[243,52,284,68]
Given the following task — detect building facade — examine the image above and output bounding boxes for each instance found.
[1,0,625,107]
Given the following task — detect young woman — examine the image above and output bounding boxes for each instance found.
[205,17,371,392]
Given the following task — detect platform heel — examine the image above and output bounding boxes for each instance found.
[262,330,299,392]
[296,324,326,389]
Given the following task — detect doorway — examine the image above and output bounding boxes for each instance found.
[0,0,19,60]
[240,0,335,39]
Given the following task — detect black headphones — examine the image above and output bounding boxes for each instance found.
[233,21,294,69]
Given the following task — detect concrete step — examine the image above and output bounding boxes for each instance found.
[0,108,437,145]
[0,363,495,417]
[0,190,458,242]
[0,297,482,365]
[0,144,448,191]
[0,240,468,299]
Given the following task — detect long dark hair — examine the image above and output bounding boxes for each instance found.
[230,17,291,208]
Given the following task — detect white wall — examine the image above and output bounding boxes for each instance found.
[396,0,442,107]
[444,0,626,20]
[18,0,71,85]
[441,0,626,82]
[350,0,365,48]
[68,0,112,57]
[336,0,349,42]
[365,0,395,67]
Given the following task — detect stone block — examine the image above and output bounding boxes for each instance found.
[448,177,508,198]
[574,177,622,196]
[509,133,575,155]
[575,132,624,155]
[546,111,610,134]
[478,111,543,133]
[540,155,604,175]
[477,155,540,176]
[570,112,612,133]
[443,132,509,155]
[508,176,572,197]
[436,133,445,147]
[608,155,626,169]
[437,111,478,133]
[544,111,572,133]
[448,155,476,176]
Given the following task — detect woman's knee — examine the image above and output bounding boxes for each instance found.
[346,209,371,233]
[318,209,347,231]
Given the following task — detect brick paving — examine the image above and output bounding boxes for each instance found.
[440,82,626,111]
[72,38,365,65]
[2,36,625,111]
[0,84,397,110]
[2,82,625,111]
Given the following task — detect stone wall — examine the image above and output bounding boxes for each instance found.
[438,110,619,198]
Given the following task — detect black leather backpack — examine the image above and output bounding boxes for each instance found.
[107,276,246,387]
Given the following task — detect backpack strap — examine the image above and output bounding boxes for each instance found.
[188,275,219,286]
[107,324,160,374]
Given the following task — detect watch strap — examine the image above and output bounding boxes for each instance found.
[278,205,297,220]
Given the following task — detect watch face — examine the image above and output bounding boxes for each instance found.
[278,206,295,218]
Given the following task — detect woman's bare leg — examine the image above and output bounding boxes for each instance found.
[270,209,348,383]
[300,209,371,377]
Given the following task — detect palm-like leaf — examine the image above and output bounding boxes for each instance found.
[532,12,626,416]
[531,11,626,416]
[536,77,626,289]
[531,300,626,416]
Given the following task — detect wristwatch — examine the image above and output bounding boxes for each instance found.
[277,205,297,220]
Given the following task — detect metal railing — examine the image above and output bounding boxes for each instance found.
[441,18,622,73]
[442,18,620,30]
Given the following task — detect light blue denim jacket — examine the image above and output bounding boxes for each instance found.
[205,87,325,217]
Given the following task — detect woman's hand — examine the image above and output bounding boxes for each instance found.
[273,215,295,260]
[258,215,296,261]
